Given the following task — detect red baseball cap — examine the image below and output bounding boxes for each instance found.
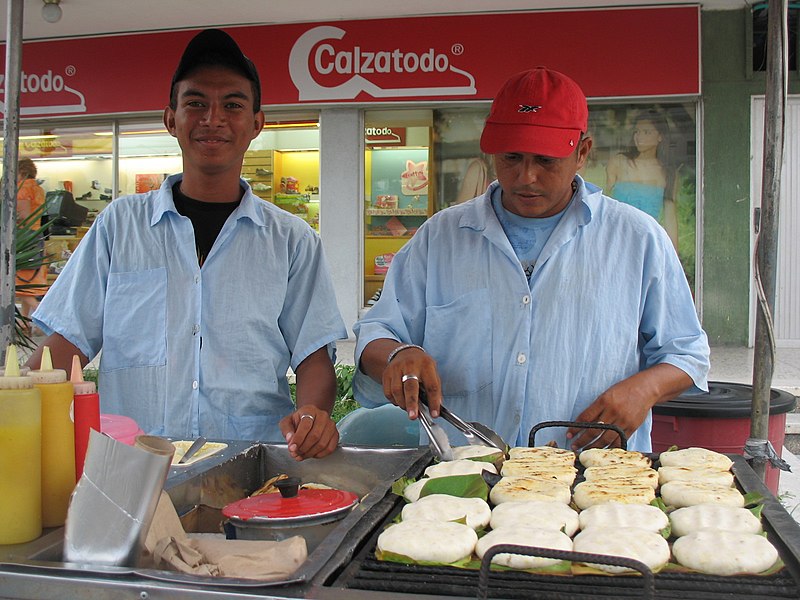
[480,67,588,158]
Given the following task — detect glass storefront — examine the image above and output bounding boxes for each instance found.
[361,101,698,307]
[363,109,432,305]
[5,113,321,284]
[4,99,697,312]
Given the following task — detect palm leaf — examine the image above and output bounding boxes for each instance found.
[12,199,53,350]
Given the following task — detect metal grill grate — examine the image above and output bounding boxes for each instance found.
[338,553,800,599]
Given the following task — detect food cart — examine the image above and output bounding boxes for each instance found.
[2,439,800,600]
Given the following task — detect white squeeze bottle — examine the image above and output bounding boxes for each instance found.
[29,346,75,528]
[0,345,42,544]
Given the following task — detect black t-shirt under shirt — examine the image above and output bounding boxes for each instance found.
[172,182,241,266]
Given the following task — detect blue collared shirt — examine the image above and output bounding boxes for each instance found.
[353,176,710,451]
[34,174,347,441]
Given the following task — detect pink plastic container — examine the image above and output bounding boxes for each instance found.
[100,414,144,445]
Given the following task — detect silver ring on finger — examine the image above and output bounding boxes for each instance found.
[300,413,315,422]
[401,374,419,383]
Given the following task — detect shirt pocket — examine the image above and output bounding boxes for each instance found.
[102,268,167,371]
[423,288,492,396]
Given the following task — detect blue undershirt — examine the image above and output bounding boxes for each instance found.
[490,186,569,281]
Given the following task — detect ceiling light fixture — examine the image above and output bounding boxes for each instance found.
[42,0,62,24]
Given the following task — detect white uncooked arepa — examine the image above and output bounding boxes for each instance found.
[401,494,491,530]
[403,479,428,503]
[490,501,580,536]
[475,526,573,570]
[658,447,733,471]
[489,476,572,505]
[424,458,498,479]
[451,445,504,461]
[669,503,762,537]
[377,518,478,564]
[657,465,734,487]
[578,502,669,533]
[572,527,671,574]
[660,480,744,508]
[672,530,779,575]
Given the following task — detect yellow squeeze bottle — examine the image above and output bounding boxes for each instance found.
[0,345,42,544]
[29,346,75,528]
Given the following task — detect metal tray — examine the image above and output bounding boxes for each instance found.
[0,441,430,598]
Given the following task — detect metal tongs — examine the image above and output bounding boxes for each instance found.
[419,389,507,452]
[418,404,454,461]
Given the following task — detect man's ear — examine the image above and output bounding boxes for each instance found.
[252,110,265,139]
[576,135,593,169]
[163,106,177,137]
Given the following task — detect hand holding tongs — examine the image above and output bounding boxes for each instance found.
[419,389,507,452]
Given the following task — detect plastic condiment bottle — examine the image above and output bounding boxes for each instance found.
[0,345,42,544]
[70,355,100,481]
[29,346,75,527]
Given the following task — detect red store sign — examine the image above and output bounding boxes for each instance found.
[0,6,699,119]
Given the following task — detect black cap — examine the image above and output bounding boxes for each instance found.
[171,29,261,109]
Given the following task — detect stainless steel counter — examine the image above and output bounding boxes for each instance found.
[0,441,432,600]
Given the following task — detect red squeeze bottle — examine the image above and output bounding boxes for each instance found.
[70,355,100,480]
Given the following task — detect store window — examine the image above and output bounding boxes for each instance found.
[3,122,115,282]
[117,114,321,227]
[118,122,181,196]
[248,115,321,231]
[432,102,699,291]
[752,3,799,72]
[12,123,114,219]
[363,109,433,306]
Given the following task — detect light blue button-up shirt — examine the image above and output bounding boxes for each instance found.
[34,174,347,441]
[353,177,709,451]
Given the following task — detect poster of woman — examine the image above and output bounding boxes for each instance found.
[605,109,679,250]
[583,103,697,290]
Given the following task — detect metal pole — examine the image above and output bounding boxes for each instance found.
[0,0,24,362]
[750,0,787,483]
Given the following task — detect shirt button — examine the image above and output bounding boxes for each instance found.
[192,380,199,390]
[192,324,200,335]
[195,275,200,284]
[517,353,527,364]
[522,295,531,305]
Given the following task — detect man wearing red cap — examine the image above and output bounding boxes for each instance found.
[353,67,709,452]
[29,30,347,460]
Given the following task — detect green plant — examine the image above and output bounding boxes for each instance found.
[83,367,99,385]
[288,362,359,423]
[10,201,52,350]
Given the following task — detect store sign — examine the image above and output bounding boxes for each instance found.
[0,7,699,117]
[0,70,87,116]
[15,134,112,159]
[289,26,476,101]
[365,126,406,146]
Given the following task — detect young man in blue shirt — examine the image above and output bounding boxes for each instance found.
[30,30,347,460]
